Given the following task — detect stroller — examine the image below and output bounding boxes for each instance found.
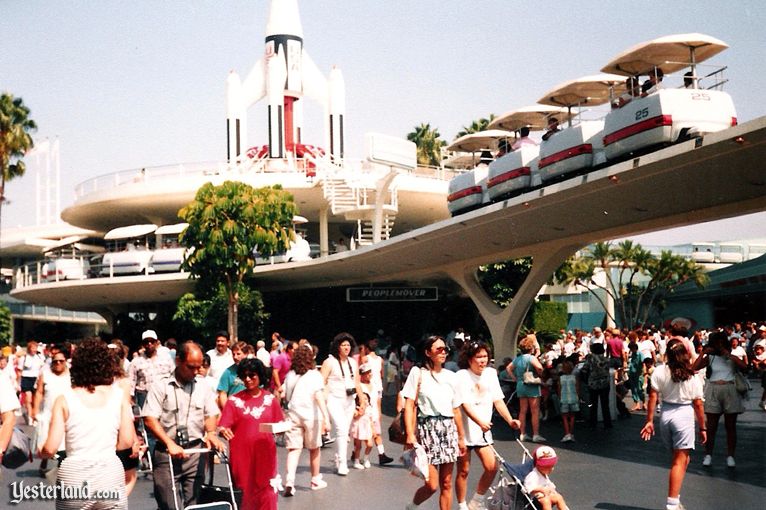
[485,438,538,510]
[168,448,240,510]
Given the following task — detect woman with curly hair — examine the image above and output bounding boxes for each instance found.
[219,358,283,510]
[641,338,705,510]
[41,338,136,510]
[455,340,520,510]
[282,343,330,495]
[510,334,545,442]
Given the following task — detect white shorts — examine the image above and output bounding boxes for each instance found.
[659,402,695,450]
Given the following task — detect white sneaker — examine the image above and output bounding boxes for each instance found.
[337,464,349,476]
[353,460,365,470]
[518,433,528,441]
[310,475,327,491]
[560,434,572,443]
[532,434,547,443]
[363,459,371,469]
[468,498,487,510]
[726,456,736,468]
[702,454,712,466]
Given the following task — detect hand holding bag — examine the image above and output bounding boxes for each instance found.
[522,357,542,385]
[388,368,422,444]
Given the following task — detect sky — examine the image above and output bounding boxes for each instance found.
[2,0,765,244]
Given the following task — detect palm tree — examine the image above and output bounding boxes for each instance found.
[0,94,37,243]
[406,123,445,167]
[454,114,497,139]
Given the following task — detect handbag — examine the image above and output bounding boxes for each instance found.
[388,368,422,444]
[734,371,750,395]
[1,427,33,469]
[522,358,542,385]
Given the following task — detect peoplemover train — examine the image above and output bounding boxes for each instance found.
[448,33,737,216]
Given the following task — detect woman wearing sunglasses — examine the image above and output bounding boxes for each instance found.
[403,335,467,510]
[455,340,520,510]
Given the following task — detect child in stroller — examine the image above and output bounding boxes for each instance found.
[523,446,569,510]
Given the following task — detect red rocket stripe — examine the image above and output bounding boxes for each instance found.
[603,115,673,146]
[538,144,593,169]
[448,186,483,202]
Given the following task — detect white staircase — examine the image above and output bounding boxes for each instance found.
[316,158,399,245]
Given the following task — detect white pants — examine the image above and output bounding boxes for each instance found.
[327,394,355,467]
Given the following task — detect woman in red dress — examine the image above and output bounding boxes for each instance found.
[219,358,284,510]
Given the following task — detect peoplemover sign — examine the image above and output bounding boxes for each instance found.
[346,287,438,302]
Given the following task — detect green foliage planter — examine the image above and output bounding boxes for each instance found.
[527,301,568,334]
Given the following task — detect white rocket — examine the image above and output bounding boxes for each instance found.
[226,0,346,162]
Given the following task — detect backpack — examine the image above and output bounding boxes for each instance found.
[586,355,610,390]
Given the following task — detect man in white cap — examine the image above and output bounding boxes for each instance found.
[128,330,174,408]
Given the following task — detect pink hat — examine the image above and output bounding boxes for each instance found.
[533,446,558,468]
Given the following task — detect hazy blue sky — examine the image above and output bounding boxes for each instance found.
[2,0,764,243]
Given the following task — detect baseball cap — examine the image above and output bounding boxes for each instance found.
[141,330,158,341]
[359,363,371,374]
[533,446,558,468]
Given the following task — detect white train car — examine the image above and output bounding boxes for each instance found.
[536,74,625,183]
[150,223,189,273]
[486,105,569,201]
[601,34,736,161]
[445,130,512,216]
[101,224,157,276]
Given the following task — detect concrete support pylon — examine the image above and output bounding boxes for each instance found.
[444,242,580,362]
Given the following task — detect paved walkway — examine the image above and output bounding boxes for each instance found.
[4,396,764,509]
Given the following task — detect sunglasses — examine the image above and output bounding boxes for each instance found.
[433,346,449,354]
[242,373,259,380]
[51,359,67,364]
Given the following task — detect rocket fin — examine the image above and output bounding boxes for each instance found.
[241,58,268,108]
[301,50,328,105]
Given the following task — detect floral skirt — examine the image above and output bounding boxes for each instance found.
[417,416,459,466]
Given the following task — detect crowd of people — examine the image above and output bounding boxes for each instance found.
[0,318,763,510]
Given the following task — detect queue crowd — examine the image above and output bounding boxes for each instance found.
[0,319,764,510]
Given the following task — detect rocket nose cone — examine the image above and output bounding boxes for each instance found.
[265,0,304,38]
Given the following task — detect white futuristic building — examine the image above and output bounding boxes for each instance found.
[4,0,452,323]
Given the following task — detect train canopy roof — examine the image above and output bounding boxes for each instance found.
[538,74,626,108]
[601,33,728,76]
[446,130,514,153]
[488,105,572,132]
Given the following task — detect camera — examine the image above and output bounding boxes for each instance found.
[345,388,356,396]
[175,425,191,448]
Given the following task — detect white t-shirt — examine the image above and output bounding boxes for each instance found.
[285,369,325,421]
[401,367,461,418]
[524,467,556,493]
[0,375,21,414]
[638,339,656,360]
[456,367,505,445]
[256,347,272,368]
[20,353,45,378]
[365,353,384,394]
[206,348,234,382]
[650,364,704,404]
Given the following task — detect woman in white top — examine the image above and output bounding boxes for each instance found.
[41,338,135,510]
[455,340,520,510]
[320,332,363,476]
[403,335,466,510]
[641,339,705,510]
[692,330,748,468]
[283,344,330,495]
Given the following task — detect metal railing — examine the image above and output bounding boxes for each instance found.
[73,157,453,201]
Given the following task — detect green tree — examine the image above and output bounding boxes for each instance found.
[553,242,709,329]
[455,114,497,139]
[477,257,533,306]
[179,181,298,341]
[0,94,37,244]
[0,301,12,345]
[407,123,446,167]
[173,280,268,346]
